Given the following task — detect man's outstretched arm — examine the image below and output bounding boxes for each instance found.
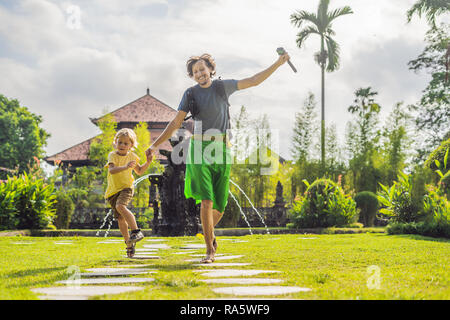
[237,53,290,90]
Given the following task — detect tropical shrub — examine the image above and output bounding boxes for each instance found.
[54,190,75,229]
[423,184,449,225]
[291,178,357,228]
[377,172,421,223]
[0,173,56,230]
[424,138,449,177]
[387,221,450,238]
[354,191,379,227]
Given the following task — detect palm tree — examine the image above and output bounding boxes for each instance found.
[290,0,352,173]
[406,0,449,28]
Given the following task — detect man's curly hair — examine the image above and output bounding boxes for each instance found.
[186,53,216,78]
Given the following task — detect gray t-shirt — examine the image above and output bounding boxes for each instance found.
[178,79,238,134]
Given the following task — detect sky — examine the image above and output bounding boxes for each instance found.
[0,0,442,164]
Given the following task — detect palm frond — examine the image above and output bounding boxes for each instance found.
[290,10,320,28]
[295,26,320,49]
[325,36,341,72]
[406,0,450,26]
[328,6,354,23]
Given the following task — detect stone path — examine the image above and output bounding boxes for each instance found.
[32,236,311,299]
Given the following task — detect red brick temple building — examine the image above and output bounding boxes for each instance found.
[45,89,192,169]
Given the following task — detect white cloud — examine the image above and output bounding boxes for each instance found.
[0,0,433,160]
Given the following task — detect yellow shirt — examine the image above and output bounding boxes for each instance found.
[104,151,139,199]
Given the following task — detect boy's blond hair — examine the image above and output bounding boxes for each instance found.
[114,128,138,149]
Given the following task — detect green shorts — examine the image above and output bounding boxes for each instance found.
[184,138,231,213]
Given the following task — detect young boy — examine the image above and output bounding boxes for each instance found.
[105,128,153,258]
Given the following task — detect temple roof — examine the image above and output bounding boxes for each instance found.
[44,89,190,166]
[44,131,176,165]
[90,90,177,125]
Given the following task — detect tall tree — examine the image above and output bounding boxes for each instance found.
[346,87,382,192]
[290,0,353,173]
[381,102,413,183]
[291,92,319,162]
[406,0,450,28]
[0,95,50,179]
[408,23,449,162]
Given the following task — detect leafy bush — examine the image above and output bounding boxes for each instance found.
[424,138,449,176]
[387,221,450,238]
[377,172,421,223]
[423,184,449,224]
[0,173,56,230]
[53,190,74,229]
[291,178,357,228]
[354,191,379,227]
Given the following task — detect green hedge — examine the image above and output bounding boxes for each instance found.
[0,173,56,230]
[291,178,357,228]
[355,191,379,227]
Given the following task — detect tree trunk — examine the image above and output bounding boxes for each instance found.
[320,36,326,175]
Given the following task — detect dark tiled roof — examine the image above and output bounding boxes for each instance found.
[90,93,177,125]
[45,90,187,165]
[45,132,175,164]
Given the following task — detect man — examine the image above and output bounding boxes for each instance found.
[146,51,290,263]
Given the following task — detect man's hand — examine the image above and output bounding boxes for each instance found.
[146,150,154,162]
[276,53,290,67]
[145,146,156,159]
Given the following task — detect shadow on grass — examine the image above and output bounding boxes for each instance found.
[388,234,450,243]
[4,266,67,288]
[103,259,195,272]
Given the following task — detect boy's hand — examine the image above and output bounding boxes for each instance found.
[126,160,136,169]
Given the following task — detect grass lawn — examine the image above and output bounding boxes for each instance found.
[0,233,448,300]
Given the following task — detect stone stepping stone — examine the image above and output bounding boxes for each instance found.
[173,251,197,255]
[298,237,318,239]
[192,263,251,267]
[180,244,206,249]
[194,269,280,278]
[186,255,244,262]
[103,264,153,268]
[54,242,73,245]
[84,267,153,273]
[98,241,122,244]
[97,240,123,243]
[143,244,171,249]
[135,248,158,252]
[144,239,167,242]
[212,286,311,296]
[11,242,34,245]
[38,295,89,300]
[131,252,159,256]
[32,286,145,298]
[190,253,225,257]
[200,278,283,285]
[123,255,160,260]
[56,277,155,285]
[80,268,157,277]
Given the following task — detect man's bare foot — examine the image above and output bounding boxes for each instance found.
[200,253,214,263]
[213,237,217,252]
